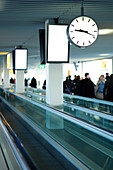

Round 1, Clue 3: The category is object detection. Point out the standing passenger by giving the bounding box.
[104,74,113,102]
[96,75,105,99]
[79,73,95,98]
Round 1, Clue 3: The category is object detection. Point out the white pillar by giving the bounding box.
[112,56,113,73]
[46,63,63,106]
[81,61,84,78]
[0,62,2,85]
[3,56,9,88]
[15,70,24,93]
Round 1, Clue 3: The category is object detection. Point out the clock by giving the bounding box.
[67,16,99,47]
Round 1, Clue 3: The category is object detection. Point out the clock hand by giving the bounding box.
[75,29,95,36]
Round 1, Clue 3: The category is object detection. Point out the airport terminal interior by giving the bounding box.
[0,0,113,170]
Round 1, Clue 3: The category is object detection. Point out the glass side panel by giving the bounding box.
[64,96,113,116]
[0,89,113,170]
[25,87,113,115]
[22,91,113,132]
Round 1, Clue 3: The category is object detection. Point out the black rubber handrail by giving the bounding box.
[0,112,37,170]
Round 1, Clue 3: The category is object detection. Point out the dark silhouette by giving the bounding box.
[10,77,14,84]
[63,76,73,94]
[103,74,113,101]
[25,78,28,86]
[42,80,46,89]
[105,73,109,81]
[30,77,37,88]
[79,73,95,98]
[73,75,80,95]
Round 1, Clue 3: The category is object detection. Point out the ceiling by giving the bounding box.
[0,0,113,68]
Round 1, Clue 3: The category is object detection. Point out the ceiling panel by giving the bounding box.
[0,0,113,67]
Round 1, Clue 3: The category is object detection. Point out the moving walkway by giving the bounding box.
[23,88,113,133]
[0,87,113,169]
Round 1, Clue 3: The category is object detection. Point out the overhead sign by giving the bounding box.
[7,53,10,69]
[38,65,45,69]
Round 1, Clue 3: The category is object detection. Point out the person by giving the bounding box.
[73,75,77,85]
[95,75,105,99]
[79,73,95,98]
[63,75,73,94]
[42,80,46,89]
[103,74,113,101]
[25,78,28,86]
[73,75,80,95]
[63,77,68,93]
[105,73,109,81]
[30,77,37,88]
[10,77,14,83]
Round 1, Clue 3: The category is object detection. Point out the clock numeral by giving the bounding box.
[70,31,73,32]
[94,31,97,32]
[88,19,90,22]
[83,42,85,46]
[76,19,78,22]
[93,36,95,39]
[92,24,95,26]
[72,37,75,39]
[77,41,79,44]
[82,17,84,21]
[89,41,91,44]
[71,24,74,27]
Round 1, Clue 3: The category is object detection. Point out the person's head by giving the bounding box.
[85,73,89,78]
[74,75,77,79]
[77,75,80,80]
[100,75,104,79]
[106,73,109,76]
[68,75,71,79]
[110,74,113,78]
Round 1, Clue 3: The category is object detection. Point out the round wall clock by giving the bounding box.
[67,16,99,47]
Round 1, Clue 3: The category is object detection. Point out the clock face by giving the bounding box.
[67,16,98,47]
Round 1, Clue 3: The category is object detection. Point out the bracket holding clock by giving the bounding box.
[67,0,99,48]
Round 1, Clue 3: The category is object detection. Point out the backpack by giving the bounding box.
[98,81,104,93]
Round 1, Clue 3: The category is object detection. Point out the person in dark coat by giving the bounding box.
[25,78,28,86]
[79,73,95,98]
[63,76,73,94]
[42,80,46,89]
[104,74,113,102]
[30,77,37,88]
[105,73,109,81]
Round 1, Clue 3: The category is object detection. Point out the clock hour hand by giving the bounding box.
[75,29,94,36]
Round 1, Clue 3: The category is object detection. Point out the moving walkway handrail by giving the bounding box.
[0,112,37,170]
[25,86,113,106]
[1,87,113,142]
[64,93,113,106]
[25,91,113,121]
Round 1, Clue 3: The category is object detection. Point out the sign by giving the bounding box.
[7,53,10,69]
[38,65,45,69]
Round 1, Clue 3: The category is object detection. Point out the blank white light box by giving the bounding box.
[47,24,69,63]
[14,48,28,70]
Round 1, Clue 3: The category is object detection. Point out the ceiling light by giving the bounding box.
[99,54,111,56]
[99,29,113,35]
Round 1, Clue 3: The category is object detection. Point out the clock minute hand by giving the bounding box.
[75,29,95,36]
[75,29,87,33]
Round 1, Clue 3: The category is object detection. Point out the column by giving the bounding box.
[0,62,2,85]
[3,56,9,88]
[112,56,113,73]
[46,63,63,106]
[81,61,84,78]
[45,19,64,129]
[46,64,64,129]
[15,70,24,93]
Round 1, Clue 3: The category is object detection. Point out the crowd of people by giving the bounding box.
[63,73,113,102]
[10,77,37,88]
